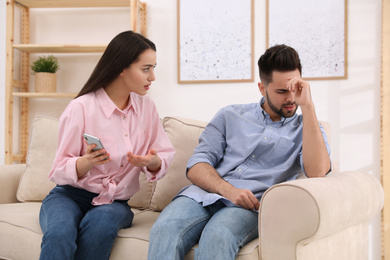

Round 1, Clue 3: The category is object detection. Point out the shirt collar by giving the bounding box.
[259,97,298,125]
[95,88,139,118]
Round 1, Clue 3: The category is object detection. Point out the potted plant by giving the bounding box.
[31,55,60,93]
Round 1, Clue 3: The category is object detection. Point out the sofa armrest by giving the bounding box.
[0,164,26,204]
[259,171,384,259]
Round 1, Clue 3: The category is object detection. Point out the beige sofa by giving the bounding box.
[0,116,384,260]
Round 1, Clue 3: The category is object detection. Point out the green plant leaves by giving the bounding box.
[31,55,60,73]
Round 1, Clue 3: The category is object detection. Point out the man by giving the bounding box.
[148,44,331,260]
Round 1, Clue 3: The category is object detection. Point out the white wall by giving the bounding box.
[0,0,383,258]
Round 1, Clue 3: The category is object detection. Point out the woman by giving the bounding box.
[39,30,175,260]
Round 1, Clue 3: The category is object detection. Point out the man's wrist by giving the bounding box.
[299,102,315,113]
[218,180,235,198]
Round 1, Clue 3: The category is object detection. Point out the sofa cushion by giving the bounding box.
[127,173,154,209]
[0,203,42,259]
[0,203,259,260]
[149,117,207,211]
[16,116,58,202]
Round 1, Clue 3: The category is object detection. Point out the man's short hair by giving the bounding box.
[258,44,302,86]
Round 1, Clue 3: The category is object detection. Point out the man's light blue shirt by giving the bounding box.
[177,97,331,208]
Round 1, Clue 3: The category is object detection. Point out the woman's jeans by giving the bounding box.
[148,196,259,260]
[39,185,134,260]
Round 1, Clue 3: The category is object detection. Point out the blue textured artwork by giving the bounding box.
[268,0,346,79]
[178,0,253,83]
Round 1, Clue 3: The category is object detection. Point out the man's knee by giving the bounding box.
[204,225,236,244]
[151,216,181,237]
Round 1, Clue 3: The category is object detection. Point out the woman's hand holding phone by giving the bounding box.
[76,134,111,178]
[84,143,111,165]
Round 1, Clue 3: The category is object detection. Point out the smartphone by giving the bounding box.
[83,133,105,151]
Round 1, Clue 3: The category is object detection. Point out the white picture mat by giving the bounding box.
[268,0,347,79]
[178,0,253,83]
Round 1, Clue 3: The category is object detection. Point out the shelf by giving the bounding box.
[12,153,25,162]
[6,0,147,164]
[16,0,133,8]
[13,44,107,53]
[12,92,77,98]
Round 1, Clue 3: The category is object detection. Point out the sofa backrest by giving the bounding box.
[15,116,208,212]
[15,115,331,212]
[17,116,58,202]
[128,117,207,210]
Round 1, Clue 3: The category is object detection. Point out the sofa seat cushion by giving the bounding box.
[0,203,259,260]
[0,203,42,260]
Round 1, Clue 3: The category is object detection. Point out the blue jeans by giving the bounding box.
[39,185,134,260]
[148,196,258,260]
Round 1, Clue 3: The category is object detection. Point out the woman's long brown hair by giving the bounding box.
[75,30,156,98]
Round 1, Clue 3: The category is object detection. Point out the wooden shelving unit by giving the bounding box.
[5,0,147,164]
[382,0,390,258]
[12,93,77,98]
[13,44,108,53]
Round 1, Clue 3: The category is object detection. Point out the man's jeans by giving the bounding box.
[148,196,258,260]
[39,185,133,260]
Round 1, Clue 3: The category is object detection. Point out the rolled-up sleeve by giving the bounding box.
[186,110,227,174]
[48,114,84,186]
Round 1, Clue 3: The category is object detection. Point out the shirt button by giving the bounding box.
[238,169,242,172]
[264,137,268,140]
[125,134,128,137]
[121,164,124,167]
[252,155,255,158]
[123,116,126,120]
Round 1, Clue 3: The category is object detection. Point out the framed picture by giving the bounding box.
[177,0,254,83]
[267,0,347,80]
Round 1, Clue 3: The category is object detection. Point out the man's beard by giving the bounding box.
[266,91,298,118]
